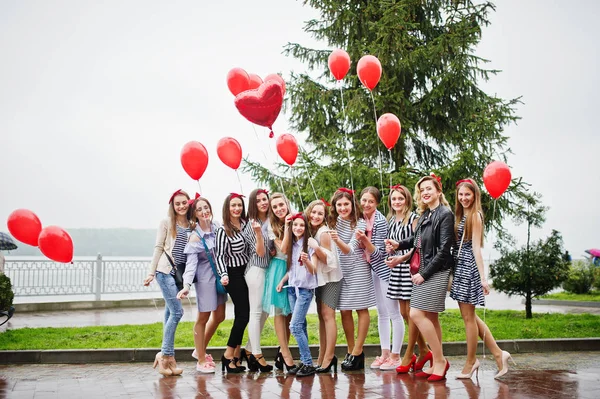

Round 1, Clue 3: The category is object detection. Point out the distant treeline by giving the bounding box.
[7,229,157,257]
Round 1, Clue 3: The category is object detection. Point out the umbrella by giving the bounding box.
[0,232,18,251]
[586,249,600,258]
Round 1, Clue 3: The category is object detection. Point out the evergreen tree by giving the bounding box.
[244,0,534,230]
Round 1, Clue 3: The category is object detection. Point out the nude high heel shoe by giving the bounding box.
[153,352,173,376]
[456,359,480,379]
[494,351,516,379]
[165,355,183,376]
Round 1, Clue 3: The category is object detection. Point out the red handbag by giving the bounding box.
[409,248,421,275]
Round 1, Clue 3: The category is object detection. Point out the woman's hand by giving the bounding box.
[307,237,319,250]
[143,274,154,286]
[481,279,490,295]
[221,276,229,286]
[385,256,401,269]
[384,239,398,254]
[300,252,309,265]
[251,219,262,235]
[411,273,424,285]
[355,230,368,243]
[328,230,339,241]
[285,214,292,226]
[276,281,284,292]
[177,286,189,300]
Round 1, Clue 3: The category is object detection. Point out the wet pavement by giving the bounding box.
[1,352,599,398]
[5,290,599,331]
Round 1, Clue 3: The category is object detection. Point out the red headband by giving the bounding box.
[290,212,305,221]
[188,192,201,205]
[430,173,442,187]
[231,193,245,200]
[256,189,269,196]
[456,179,475,187]
[168,189,183,204]
[389,184,404,191]
[320,198,331,207]
[337,188,355,196]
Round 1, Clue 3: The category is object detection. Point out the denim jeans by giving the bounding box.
[288,287,314,366]
[156,271,184,356]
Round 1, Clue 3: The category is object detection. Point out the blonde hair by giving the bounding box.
[168,190,191,238]
[414,175,449,215]
[455,180,484,246]
[269,192,292,240]
[304,200,329,236]
[387,185,413,225]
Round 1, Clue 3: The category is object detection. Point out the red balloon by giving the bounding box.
[328,49,351,80]
[377,113,401,150]
[216,137,243,170]
[248,73,263,90]
[181,141,209,180]
[234,81,284,136]
[7,209,42,247]
[38,226,73,263]
[276,133,298,166]
[264,73,286,95]
[357,55,382,91]
[483,161,512,199]
[226,68,251,96]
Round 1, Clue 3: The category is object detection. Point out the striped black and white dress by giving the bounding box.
[450,215,485,306]
[387,213,418,300]
[215,222,250,277]
[336,217,376,310]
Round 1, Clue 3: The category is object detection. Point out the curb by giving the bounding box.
[1,338,599,365]
[531,299,600,308]
[13,298,189,313]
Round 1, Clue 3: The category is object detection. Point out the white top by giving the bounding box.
[314,225,343,286]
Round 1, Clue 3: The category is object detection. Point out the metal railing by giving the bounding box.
[4,255,162,300]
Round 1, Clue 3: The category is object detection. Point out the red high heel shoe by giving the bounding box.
[414,351,433,371]
[428,360,450,382]
[396,354,416,374]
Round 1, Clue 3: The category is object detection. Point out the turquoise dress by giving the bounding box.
[262,222,291,315]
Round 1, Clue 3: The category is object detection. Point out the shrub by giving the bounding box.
[0,274,14,311]
[563,260,595,294]
[593,267,600,291]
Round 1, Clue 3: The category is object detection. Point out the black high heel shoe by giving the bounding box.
[232,356,246,371]
[316,356,338,373]
[341,353,351,368]
[252,355,274,372]
[341,352,364,371]
[284,359,299,375]
[274,347,283,370]
[221,355,244,374]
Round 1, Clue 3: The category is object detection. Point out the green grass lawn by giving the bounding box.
[541,290,600,302]
[1,309,599,351]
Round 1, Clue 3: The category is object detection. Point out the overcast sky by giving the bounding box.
[1,0,598,258]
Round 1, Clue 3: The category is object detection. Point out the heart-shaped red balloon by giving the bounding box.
[234,81,284,136]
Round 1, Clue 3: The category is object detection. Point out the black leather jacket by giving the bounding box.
[398,205,455,280]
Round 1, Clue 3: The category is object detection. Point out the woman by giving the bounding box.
[176,196,227,373]
[384,185,431,373]
[329,188,376,371]
[263,192,297,374]
[358,187,404,371]
[451,179,513,379]
[143,189,191,376]
[391,174,455,381]
[241,188,273,372]
[305,199,342,373]
[215,193,251,373]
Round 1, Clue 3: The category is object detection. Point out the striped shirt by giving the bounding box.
[365,210,390,282]
[173,224,191,269]
[243,219,270,270]
[215,222,250,277]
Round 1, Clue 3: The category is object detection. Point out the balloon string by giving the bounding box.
[339,82,355,197]
[235,170,244,195]
[482,199,497,361]
[252,125,286,197]
[369,90,385,215]
[300,147,318,201]
[197,180,202,195]
[388,149,393,192]
[291,167,305,210]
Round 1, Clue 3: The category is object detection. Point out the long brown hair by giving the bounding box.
[328,190,361,230]
[286,214,310,270]
[190,197,213,224]
[455,180,484,246]
[269,192,291,240]
[222,194,247,237]
[414,175,450,215]
[387,185,414,225]
[168,190,191,238]
[304,199,329,236]
[247,189,270,221]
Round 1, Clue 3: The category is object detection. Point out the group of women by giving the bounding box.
[143,174,513,382]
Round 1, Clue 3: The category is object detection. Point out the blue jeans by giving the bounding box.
[288,287,314,366]
[156,272,184,356]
